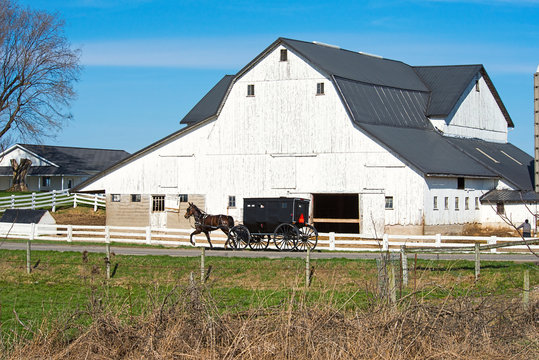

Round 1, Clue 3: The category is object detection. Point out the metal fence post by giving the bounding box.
[200,247,205,282]
[329,232,335,251]
[400,245,408,287]
[523,270,530,309]
[306,247,311,287]
[105,227,111,280]
[474,242,480,281]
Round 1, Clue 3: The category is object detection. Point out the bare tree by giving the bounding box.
[0,0,80,142]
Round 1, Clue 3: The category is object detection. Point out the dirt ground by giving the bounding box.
[51,206,106,226]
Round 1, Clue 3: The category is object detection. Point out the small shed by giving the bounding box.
[0,209,56,225]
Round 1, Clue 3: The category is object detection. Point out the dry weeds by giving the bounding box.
[51,207,106,226]
[5,284,538,360]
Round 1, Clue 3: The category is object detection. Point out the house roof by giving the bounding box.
[0,144,130,176]
[0,209,54,224]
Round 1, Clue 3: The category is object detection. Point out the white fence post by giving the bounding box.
[105,226,110,244]
[94,194,98,212]
[10,194,15,209]
[52,190,56,212]
[435,233,442,248]
[73,193,77,208]
[26,223,35,274]
[329,232,336,251]
[382,234,389,251]
[489,236,497,253]
[31,192,36,209]
[67,225,73,243]
[146,226,151,245]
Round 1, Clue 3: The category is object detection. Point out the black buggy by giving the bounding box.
[227,197,318,251]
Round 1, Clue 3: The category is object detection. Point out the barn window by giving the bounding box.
[316,82,325,95]
[444,197,449,210]
[152,195,165,212]
[475,197,480,210]
[433,196,438,210]
[178,194,188,203]
[131,194,141,202]
[496,202,504,215]
[465,197,469,210]
[280,49,288,61]
[228,195,236,208]
[475,79,480,92]
[247,84,255,96]
[457,177,465,189]
[42,176,51,187]
[455,197,459,211]
[111,194,121,202]
[385,196,393,210]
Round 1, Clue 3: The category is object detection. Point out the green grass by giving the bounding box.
[0,249,537,339]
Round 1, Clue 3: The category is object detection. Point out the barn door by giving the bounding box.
[360,193,385,238]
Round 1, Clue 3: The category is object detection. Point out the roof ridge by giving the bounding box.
[19,143,128,152]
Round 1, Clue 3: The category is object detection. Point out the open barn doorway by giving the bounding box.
[312,193,360,233]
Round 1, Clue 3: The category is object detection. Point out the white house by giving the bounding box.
[0,144,130,191]
[74,38,537,236]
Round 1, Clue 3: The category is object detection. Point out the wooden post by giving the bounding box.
[329,232,336,250]
[52,190,56,212]
[200,247,205,282]
[400,245,408,287]
[388,262,396,304]
[523,270,530,309]
[306,247,311,288]
[27,223,35,274]
[413,253,417,292]
[105,226,111,279]
[474,242,480,281]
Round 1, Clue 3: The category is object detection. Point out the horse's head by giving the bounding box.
[184,202,196,219]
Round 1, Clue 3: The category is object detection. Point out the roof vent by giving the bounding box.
[358,51,383,59]
[312,41,340,49]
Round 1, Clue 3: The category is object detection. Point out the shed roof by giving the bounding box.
[0,209,54,224]
[480,189,539,203]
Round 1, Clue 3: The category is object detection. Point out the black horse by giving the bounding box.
[184,202,234,248]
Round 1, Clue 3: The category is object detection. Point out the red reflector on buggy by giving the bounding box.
[299,213,305,224]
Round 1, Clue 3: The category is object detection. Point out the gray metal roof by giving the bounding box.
[335,77,432,129]
[0,209,51,224]
[180,75,234,125]
[358,124,498,178]
[445,137,534,190]
[0,144,130,176]
[481,189,539,203]
[413,65,482,117]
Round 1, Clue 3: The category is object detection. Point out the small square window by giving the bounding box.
[455,197,459,211]
[496,202,504,215]
[280,49,287,61]
[228,195,236,208]
[433,196,438,210]
[111,194,121,202]
[385,196,393,210]
[475,197,480,210]
[465,197,469,210]
[178,194,188,203]
[152,195,165,212]
[475,79,480,92]
[444,197,449,210]
[316,82,325,95]
[457,177,465,189]
[247,84,255,96]
[131,194,141,202]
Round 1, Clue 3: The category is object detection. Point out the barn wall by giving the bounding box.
[430,76,508,142]
[106,194,150,227]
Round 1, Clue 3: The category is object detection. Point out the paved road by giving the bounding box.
[1,242,538,262]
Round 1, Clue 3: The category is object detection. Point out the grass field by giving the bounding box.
[1,248,537,358]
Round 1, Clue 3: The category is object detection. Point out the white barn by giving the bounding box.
[75,38,537,236]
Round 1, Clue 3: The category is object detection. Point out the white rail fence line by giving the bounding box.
[0,191,105,212]
[0,223,538,253]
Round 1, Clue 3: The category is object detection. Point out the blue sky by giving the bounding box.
[17,0,539,155]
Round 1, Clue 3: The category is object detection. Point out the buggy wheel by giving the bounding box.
[297,224,318,251]
[227,225,250,250]
[273,223,299,251]
[249,234,270,250]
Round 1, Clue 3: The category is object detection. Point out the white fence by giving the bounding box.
[0,191,105,212]
[0,223,537,254]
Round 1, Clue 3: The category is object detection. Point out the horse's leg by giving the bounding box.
[204,231,213,249]
[190,228,202,246]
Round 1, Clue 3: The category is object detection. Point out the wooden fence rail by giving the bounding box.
[1,223,538,254]
[0,191,105,212]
